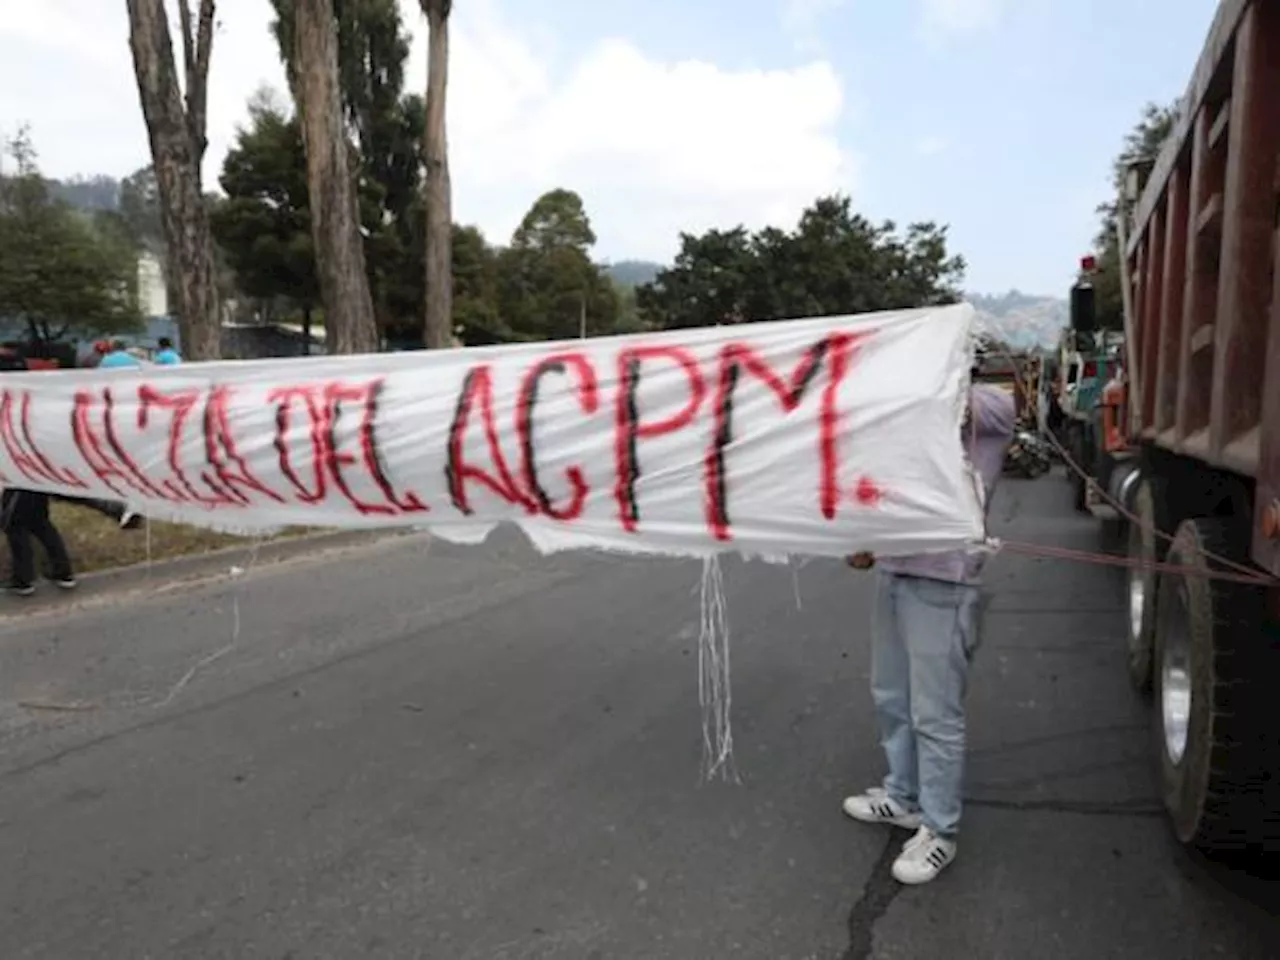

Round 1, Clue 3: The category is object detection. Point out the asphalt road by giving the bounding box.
[0,474,1276,959]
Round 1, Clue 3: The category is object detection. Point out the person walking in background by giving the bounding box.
[153,337,182,365]
[81,340,110,369]
[842,378,1016,885]
[99,340,141,369]
[2,488,76,597]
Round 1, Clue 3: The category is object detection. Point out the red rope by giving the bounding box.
[997,539,1276,586]
[979,340,1277,587]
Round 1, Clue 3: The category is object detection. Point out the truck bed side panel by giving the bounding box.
[1209,2,1280,475]
[1124,0,1280,575]
[1254,168,1280,577]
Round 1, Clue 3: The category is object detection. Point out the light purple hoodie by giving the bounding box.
[878,383,1017,585]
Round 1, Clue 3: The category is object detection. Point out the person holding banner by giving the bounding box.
[842,379,1016,885]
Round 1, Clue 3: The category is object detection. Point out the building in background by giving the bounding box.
[137,250,169,320]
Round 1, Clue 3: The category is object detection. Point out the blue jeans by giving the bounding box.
[872,571,983,838]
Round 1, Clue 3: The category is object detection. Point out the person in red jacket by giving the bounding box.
[78,340,111,368]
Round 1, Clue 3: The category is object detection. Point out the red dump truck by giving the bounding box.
[1090,0,1280,858]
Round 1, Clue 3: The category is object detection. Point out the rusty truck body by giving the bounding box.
[1097,0,1280,857]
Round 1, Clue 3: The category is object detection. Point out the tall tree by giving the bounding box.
[125,0,222,359]
[511,188,597,251]
[363,92,426,337]
[498,189,619,341]
[289,0,380,353]
[1089,102,1178,330]
[210,93,321,351]
[271,0,417,337]
[0,131,142,345]
[270,0,410,150]
[419,0,454,349]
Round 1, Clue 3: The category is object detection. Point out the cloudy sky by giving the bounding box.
[1,0,1215,295]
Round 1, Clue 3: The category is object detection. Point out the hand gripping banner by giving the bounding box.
[0,304,984,561]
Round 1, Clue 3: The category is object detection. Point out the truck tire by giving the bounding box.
[1072,470,1088,512]
[1126,478,1167,694]
[1066,426,1088,512]
[1153,517,1279,858]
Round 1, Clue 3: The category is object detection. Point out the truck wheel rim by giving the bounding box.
[1128,574,1145,643]
[1161,584,1193,766]
[1127,524,1145,642]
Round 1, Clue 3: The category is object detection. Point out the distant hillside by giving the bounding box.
[604,260,663,287]
[968,290,1066,350]
[0,173,122,211]
[49,175,121,211]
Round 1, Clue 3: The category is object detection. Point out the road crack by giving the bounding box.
[839,828,910,960]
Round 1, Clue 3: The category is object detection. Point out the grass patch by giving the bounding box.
[42,502,308,575]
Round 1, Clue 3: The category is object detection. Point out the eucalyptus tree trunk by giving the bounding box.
[126,0,222,359]
[293,0,380,354]
[421,0,453,349]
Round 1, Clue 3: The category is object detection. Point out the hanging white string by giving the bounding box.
[697,555,737,782]
[150,534,266,708]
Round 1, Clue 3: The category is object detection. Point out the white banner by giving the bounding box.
[0,304,983,560]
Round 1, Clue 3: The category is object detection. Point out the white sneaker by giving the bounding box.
[891,827,957,885]
[842,787,923,829]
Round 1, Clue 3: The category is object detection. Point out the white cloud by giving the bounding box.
[919,0,1007,39]
[0,0,856,263]
[401,0,856,260]
[0,0,285,187]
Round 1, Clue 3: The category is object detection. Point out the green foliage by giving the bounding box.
[0,129,142,344]
[209,93,319,313]
[496,189,619,342]
[511,189,597,252]
[267,0,428,340]
[1089,102,1178,330]
[637,195,964,329]
[611,279,652,335]
[366,92,427,338]
[450,224,507,345]
[269,0,409,146]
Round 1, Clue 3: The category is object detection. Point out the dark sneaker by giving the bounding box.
[7,582,35,597]
[54,577,78,590]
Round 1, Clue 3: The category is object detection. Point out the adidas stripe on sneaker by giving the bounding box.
[842,787,924,830]
[891,826,957,885]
